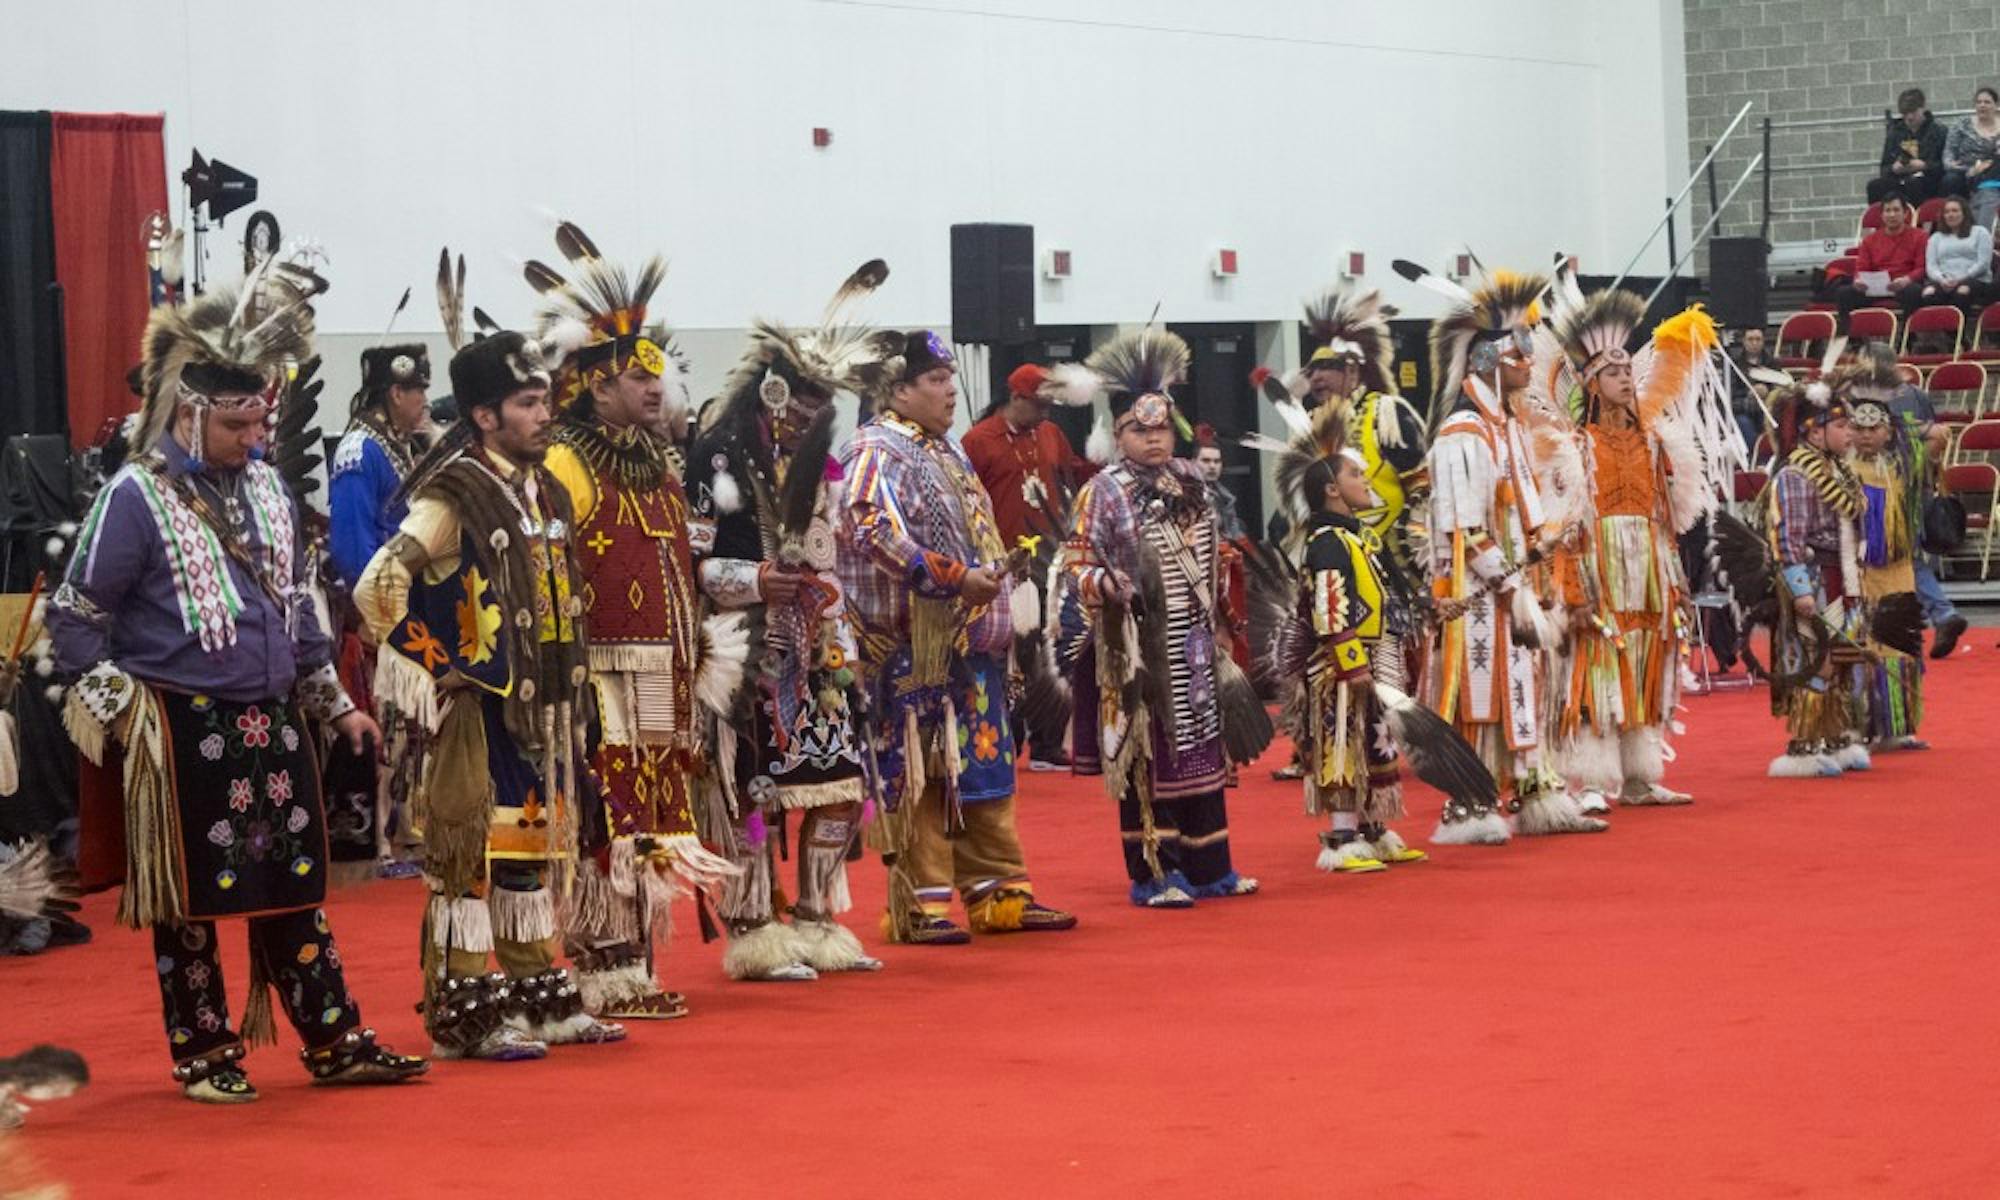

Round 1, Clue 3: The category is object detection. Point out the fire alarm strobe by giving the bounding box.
[1212,248,1239,278]
[1043,249,1072,280]
[1342,250,1365,279]
[812,127,832,148]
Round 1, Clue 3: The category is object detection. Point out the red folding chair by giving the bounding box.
[1856,201,1886,244]
[1847,306,1898,347]
[1896,362,1924,386]
[1915,196,1946,230]
[1928,361,1988,423]
[1731,469,1768,504]
[1941,460,2000,579]
[1821,255,1859,287]
[1752,433,1775,467]
[1776,311,1835,370]
[1900,304,1965,366]
[1963,304,2000,362]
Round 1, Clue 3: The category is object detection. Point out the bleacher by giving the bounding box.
[1742,192,2000,591]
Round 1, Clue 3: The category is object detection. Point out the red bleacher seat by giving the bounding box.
[1900,304,1965,366]
[1776,311,1835,369]
[1929,361,1988,421]
[1963,305,2000,363]
[1847,306,1898,346]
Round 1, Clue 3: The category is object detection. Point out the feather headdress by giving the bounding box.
[1394,260,1548,430]
[134,250,325,455]
[1302,284,1397,395]
[1053,327,1195,462]
[1553,287,1646,390]
[1240,366,1354,522]
[706,258,896,430]
[524,219,689,415]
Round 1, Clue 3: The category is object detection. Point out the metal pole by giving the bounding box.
[1706,144,1720,224]
[1610,101,1755,287]
[1760,117,1773,242]
[1665,196,1678,273]
[1646,153,1766,310]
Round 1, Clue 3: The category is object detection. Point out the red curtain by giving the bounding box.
[50,112,166,449]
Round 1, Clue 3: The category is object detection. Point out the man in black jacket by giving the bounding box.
[1868,88,1945,204]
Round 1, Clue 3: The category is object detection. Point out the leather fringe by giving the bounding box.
[418,696,496,897]
[242,948,278,1048]
[488,884,556,944]
[114,688,183,930]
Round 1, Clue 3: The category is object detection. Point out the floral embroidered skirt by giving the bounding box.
[163,691,327,920]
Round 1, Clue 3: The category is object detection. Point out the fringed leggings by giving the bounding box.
[152,907,360,1067]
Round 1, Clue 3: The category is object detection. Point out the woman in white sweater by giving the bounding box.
[1922,194,1994,310]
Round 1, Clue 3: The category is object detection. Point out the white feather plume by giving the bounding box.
[694,613,751,716]
[1049,362,1102,407]
[711,468,743,515]
[1085,415,1114,465]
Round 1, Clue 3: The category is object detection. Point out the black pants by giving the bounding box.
[1867,172,1941,204]
[1119,788,1235,888]
[1915,278,1996,311]
[1836,280,1924,323]
[152,907,361,1067]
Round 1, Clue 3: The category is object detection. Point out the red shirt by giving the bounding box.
[1855,225,1929,280]
[960,410,1096,546]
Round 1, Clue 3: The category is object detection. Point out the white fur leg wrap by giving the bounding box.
[1515,788,1605,836]
[1618,726,1665,787]
[795,920,869,972]
[576,959,657,1013]
[1430,811,1512,845]
[1564,728,1625,796]
[1834,743,1872,771]
[1314,838,1381,872]
[1768,753,1831,778]
[722,920,809,981]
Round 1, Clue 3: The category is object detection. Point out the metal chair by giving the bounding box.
[1776,311,1835,370]
[1900,305,1965,367]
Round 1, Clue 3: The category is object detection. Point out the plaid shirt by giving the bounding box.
[836,412,1011,661]
[1772,461,1847,571]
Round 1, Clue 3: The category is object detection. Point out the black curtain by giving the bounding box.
[0,112,66,444]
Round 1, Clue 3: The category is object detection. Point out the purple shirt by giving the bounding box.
[48,435,330,701]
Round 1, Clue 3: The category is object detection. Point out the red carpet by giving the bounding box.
[7,648,2000,1198]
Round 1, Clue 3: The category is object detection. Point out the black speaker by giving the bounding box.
[1707,237,1770,330]
[951,223,1035,345]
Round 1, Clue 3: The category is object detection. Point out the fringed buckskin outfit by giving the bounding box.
[356,329,610,1059]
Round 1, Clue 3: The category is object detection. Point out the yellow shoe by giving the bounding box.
[1316,835,1389,873]
[1369,829,1428,864]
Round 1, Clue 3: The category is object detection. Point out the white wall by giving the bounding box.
[6,0,1687,417]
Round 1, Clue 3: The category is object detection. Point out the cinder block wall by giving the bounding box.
[1683,0,1999,249]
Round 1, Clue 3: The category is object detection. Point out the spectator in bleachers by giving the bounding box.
[1725,326,1774,451]
[1920,195,1994,310]
[1835,194,1929,325]
[1942,86,2000,222]
[1869,88,1946,204]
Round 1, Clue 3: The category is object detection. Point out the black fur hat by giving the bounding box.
[447,332,549,414]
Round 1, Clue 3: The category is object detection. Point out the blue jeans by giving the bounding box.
[1914,555,1957,625]
[1734,412,1763,465]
